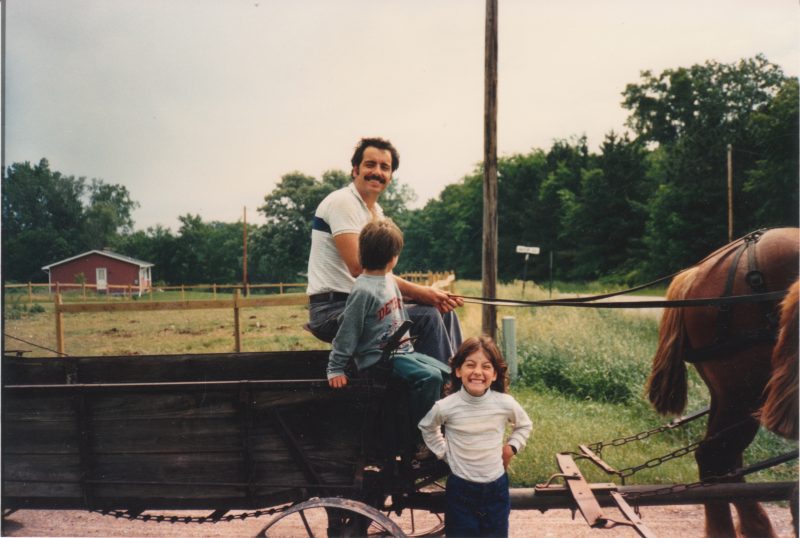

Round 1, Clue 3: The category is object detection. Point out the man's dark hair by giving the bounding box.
[359,218,404,270]
[350,137,400,176]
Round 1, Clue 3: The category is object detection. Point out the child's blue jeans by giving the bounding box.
[445,472,510,537]
[390,352,449,428]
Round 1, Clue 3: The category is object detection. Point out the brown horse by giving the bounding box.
[646,227,799,538]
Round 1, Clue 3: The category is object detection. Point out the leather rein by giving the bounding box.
[458,229,790,363]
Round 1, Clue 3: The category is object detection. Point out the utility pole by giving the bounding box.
[482,0,499,339]
[243,206,248,296]
[727,144,733,243]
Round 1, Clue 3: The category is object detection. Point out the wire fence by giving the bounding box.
[4,271,455,305]
[4,272,456,356]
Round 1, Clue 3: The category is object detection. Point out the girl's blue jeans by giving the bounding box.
[445,472,510,537]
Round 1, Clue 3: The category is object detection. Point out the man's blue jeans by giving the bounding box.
[445,473,510,537]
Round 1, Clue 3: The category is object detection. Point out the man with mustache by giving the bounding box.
[306,137,463,363]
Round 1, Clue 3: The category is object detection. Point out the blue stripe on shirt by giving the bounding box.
[312,216,332,234]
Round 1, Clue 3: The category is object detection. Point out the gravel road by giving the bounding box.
[3,502,795,537]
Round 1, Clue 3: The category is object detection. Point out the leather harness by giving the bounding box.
[685,229,780,363]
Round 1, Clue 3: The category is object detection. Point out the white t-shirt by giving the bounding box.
[307,183,383,295]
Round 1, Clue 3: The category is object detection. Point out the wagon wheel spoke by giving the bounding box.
[298,509,316,538]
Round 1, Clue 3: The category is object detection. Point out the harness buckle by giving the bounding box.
[745,270,765,292]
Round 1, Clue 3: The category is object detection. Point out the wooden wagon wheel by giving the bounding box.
[255,497,407,538]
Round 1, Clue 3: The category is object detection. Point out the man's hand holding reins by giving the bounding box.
[395,277,464,313]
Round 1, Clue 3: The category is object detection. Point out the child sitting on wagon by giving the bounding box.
[326,218,450,452]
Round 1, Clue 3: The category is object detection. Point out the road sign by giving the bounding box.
[516,245,540,255]
[516,245,540,297]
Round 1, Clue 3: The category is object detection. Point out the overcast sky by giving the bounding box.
[4,0,798,231]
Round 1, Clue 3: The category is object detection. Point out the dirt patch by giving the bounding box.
[3,502,794,537]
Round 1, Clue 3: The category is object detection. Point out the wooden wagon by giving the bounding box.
[2,349,450,536]
[4,349,796,537]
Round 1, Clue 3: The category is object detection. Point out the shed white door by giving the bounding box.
[96,267,108,291]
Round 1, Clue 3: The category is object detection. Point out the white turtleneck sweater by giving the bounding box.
[418,387,532,483]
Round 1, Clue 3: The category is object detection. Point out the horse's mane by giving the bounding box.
[760,279,799,439]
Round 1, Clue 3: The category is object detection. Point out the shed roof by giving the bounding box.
[42,250,155,271]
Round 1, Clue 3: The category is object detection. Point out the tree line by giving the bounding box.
[3,55,797,286]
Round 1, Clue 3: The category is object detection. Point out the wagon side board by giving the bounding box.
[2,350,376,510]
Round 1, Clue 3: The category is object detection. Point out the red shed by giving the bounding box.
[42,250,153,295]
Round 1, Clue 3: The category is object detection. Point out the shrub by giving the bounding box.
[517,343,646,404]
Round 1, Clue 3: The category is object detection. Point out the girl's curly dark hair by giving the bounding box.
[447,336,509,395]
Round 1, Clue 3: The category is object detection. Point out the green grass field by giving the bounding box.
[3,280,796,487]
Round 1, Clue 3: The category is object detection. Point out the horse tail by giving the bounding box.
[646,268,697,415]
[760,279,799,439]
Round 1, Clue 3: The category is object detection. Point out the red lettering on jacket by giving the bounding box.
[376,297,402,321]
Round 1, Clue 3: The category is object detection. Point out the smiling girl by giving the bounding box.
[418,336,532,537]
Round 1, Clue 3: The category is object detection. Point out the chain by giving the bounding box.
[587,408,708,455]
[614,440,704,480]
[582,409,767,482]
[588,422,690,454]
[622,475,723,501]
[621,450,798,501]
[91,503,292,524]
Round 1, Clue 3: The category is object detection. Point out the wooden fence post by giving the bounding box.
[213,283,217,300]
[181,285,185,301]
[233,289,242,353]
[55,293,65,356]
[28,282,33,306]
